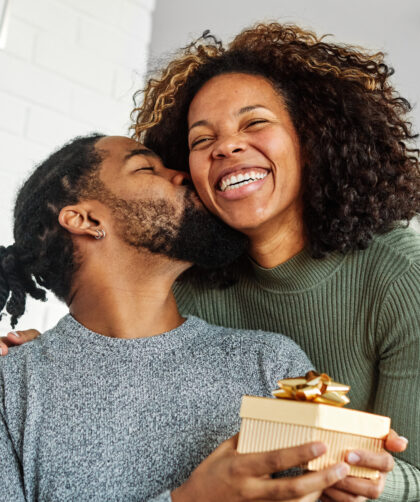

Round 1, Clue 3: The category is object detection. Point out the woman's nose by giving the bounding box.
[212,135,247,159]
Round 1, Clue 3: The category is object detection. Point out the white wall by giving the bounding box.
[0,0,155,335]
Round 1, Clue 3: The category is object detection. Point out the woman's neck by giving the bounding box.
[247,217,306,268]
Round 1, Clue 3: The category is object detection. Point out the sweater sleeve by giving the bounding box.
[260,332,314,392]
[374,261,420,502]
[147,490,172,502]
[0,407,26,501]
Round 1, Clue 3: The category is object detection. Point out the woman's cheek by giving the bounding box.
[189,156,212,200]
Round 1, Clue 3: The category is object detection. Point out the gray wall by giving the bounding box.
[150,0,420,131]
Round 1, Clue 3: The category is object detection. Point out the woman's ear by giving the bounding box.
[58,205,104,239]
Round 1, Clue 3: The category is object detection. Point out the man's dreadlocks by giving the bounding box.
[0,133,105,327]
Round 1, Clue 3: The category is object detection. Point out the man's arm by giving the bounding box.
[0,408,26,501]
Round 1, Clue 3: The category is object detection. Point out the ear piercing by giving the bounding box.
[94,229,106,240]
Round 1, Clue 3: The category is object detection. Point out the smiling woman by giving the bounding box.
[131,22,420,501]
[187,72,304,264]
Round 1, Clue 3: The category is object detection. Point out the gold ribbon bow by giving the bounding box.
[272,371,350,407]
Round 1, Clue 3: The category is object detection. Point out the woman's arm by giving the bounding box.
[359,261,420,501]
[0,329,40,355]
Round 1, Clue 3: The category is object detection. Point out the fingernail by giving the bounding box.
[347,452,361,464]
[0,347,2,356]
[400,436,408,444]
[335,463,350,477]
[311,442,326,456]
[9,330,20,338]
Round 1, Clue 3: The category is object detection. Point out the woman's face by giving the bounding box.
[187,73,303,237]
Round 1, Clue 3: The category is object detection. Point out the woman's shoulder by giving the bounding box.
[348,226,420,283]
[371,226,420,263]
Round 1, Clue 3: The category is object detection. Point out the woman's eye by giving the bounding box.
[246,119,268,128]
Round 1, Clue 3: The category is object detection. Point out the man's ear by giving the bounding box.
[58,205,103,239]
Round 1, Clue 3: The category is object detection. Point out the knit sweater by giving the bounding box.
[174,227,420,502]
[0,315,312,501]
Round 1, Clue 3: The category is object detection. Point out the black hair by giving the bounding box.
[0,133,105,327]
[134,23,420,258]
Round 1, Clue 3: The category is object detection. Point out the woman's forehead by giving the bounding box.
[188,73,286,122]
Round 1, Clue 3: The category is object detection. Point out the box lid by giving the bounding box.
[240,396,390,438]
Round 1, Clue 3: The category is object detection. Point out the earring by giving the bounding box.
[94,229,106,240]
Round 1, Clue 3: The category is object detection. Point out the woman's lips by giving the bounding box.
[216,171,270,200]
[216,166,269,188]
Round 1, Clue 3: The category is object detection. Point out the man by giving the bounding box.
[0,134,352,501]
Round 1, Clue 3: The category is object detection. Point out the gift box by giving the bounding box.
[237,373,390,479]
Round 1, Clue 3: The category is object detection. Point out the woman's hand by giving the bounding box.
[172,435,350,502]
[321,430,408,501]
[0,329,41,355]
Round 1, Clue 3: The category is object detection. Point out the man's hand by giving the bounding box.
[321,429,408,501]
[172,435,350,501]
[0,329,40,355]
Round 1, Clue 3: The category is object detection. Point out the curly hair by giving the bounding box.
[132,23,420,257]
[0,134,105,327]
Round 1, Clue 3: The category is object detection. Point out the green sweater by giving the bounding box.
[174,227,420,502]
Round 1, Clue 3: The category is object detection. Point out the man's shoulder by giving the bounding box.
[191,317,310,364]
[0,315,70,378]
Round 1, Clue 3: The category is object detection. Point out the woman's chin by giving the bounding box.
[217,215,269,236]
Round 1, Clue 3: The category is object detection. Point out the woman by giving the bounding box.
[131,23,420,501]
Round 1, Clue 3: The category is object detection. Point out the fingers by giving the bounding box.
[332,473,386,500]
[238,442,327,477]
[0,338,9,356]
[384,429,408,453]
[211,433,239,458]
[288,492,323,502]
[322,486,367,501]
[0,329,41,356]
[6,329,40,345]
[346,449,394,473]
[247,463,350,500]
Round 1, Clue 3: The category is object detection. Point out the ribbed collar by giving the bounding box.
[249,248,347,293]
[52,314,207,355]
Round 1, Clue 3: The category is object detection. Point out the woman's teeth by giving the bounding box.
[219,171,268,192]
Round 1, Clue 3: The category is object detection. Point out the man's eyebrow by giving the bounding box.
[188,120,209,132]
[124,148,160,161]
[188,105,269,132]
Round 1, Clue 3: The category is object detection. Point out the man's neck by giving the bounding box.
[69,251,188,339]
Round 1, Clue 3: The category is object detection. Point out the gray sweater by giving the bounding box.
[0,314,312,501]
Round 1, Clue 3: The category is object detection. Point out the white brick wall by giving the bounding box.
[0,0,155,335]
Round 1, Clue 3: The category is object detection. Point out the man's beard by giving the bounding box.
[104,188,248,268]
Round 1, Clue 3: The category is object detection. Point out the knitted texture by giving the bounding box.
[174,227,420,501]
[0,315,312,501]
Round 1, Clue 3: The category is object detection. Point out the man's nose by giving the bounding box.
[212,135,247,159]
[169,170,192,186]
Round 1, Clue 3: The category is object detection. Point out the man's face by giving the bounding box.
[92,136,247,268]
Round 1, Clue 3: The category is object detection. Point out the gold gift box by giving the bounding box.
[237,396,390,479]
